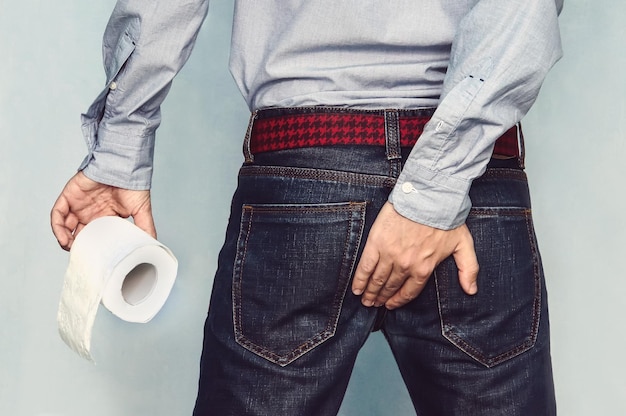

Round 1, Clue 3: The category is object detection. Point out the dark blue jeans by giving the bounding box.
[193,134,556,415]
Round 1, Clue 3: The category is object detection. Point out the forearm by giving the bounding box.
[390,0,563,229]
[79,0,210,190]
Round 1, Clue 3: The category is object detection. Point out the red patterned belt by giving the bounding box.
[248,107,520,158]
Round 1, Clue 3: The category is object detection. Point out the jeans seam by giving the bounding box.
[239,165,397,188]
[526,211,542,350]
[476,168,526,182]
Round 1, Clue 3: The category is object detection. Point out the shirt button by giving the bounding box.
[109,81,118,90]
[401,182,415,194]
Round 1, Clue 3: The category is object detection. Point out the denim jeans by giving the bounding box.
[193,116,556,415]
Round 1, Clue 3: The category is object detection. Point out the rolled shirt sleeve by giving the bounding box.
[79,0,210,190]
[389,0,563,230]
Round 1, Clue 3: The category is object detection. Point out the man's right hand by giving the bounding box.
[50,172,156,251]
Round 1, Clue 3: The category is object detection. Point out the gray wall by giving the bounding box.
[1,1,623,415]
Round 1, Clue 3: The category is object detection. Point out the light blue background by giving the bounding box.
[1,1,624,415]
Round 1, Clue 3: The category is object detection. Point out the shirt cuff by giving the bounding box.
[388,163,472,230]
[78,126,155,190]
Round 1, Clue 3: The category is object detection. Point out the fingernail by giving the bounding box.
[353,288,363,295]
[363,299,374,307]
[469,282,478,295]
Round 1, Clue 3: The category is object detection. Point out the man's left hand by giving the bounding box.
[351,202,479,310]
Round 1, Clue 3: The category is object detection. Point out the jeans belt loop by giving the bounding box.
[243,110,258,164]
[384,109,402,161]
[516,122,526,169]
[384,109,402,177]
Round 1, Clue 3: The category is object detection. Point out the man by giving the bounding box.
[51,1,563,415]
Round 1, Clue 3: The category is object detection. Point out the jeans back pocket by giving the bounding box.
[233,202,366,366]
[435,207,543,368]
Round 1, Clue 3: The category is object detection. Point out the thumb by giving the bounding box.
[132,202,157,239]
[452,229,479,295]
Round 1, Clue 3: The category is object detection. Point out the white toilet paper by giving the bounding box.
[57,216,178,361]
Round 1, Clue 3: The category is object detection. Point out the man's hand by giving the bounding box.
[51,172,156,251]
[352,202,479,310]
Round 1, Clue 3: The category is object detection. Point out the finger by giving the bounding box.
[50,196,73,250]
[359,260,393,307]
[64,212,79,234]
[53,227,74,251]
[373,267,407,306]
[132,202,157,239]
[384,273,429,310]
[453,230,479,295]
[352,243,380,295]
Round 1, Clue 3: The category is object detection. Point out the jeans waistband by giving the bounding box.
[243,106,523,167]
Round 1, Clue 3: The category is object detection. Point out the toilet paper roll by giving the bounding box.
[57,216,178,361]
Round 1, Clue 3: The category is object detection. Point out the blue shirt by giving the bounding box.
[80,0,563,230]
